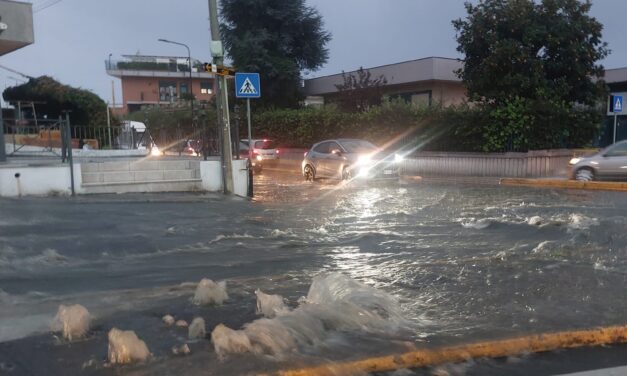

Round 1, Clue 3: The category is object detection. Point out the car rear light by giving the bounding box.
[276,149,280,154]
[304,151,308,157]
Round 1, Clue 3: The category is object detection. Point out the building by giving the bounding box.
[0,0,34,162]
[303,57,465,107]
[305,57,627,146]
[106,55,217,114]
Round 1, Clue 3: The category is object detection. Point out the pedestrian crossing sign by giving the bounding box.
[613,95,623,113]
[235,73,261,98]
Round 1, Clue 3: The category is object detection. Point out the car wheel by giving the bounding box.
[341,166,351,180]
[575,168,595,182]
[304,165,315,182]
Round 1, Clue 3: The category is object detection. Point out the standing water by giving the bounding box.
[1,179,627,374]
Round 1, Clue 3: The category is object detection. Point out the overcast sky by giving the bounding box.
[2,0,626,105]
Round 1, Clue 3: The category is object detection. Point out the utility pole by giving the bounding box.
[208,0,234,194]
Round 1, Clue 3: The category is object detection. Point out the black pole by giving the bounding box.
[65,113,75,196]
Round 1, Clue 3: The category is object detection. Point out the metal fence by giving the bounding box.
[400,149,586,178]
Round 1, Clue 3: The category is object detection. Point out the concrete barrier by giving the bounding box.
[0,163,82,197]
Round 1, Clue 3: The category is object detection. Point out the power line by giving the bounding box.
[34,0,63,13]
[0,64,34,80]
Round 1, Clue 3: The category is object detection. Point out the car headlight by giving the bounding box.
[256,155,263,161]
[150,146,161,156]
[394,153,404,163]
[356,155,372,165]
[569,157,581,165]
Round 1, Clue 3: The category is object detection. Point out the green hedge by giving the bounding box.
[249,102,485,152]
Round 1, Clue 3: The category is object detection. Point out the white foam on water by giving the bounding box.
[532,241,557,254]
[209,233,254,244]
[50,304,90,341]
[192,279,228,305]
[188,317,206,339]
[255,289,287,318]
[107,328,150,364]
[211,273,408,360]
[568,214,599,230]
[527,216,543,226]
[269,229,294,238]
[460,218,492,229]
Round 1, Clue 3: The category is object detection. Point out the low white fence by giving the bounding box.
[401,149,588,178]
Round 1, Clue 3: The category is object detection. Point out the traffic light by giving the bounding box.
[202,63,236,76]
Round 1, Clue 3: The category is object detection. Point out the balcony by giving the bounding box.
[105,58,214,79]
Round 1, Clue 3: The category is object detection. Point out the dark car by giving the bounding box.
[301,139,403,181]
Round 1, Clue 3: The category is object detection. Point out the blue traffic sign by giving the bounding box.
[613,95,623,113]
[235,73,261,98]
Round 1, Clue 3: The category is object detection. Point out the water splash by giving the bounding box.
[255,289,287,318]
[192,279,228,305]
[107,328,150,364]
[211,273,408,360]
[50,304,90,341]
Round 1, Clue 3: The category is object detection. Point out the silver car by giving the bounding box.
[301,139,402,181]
[569,140,627,181]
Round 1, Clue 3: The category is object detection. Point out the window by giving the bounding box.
[605,142,627,157]
[340,140,376,153]
[159,82,177,102]
[314,142,331,154]
[254,140,275,149]
[201,82,212,94]
[180,83,189,95]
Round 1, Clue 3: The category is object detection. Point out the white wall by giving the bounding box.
[200,159,250,197]
[0,164,82,197]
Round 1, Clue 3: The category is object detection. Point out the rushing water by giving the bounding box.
[1,176,627,374]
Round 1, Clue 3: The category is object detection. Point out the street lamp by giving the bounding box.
[158,38,195,128]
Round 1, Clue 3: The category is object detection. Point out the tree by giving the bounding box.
[3,76,108,126]
[334,67,388,112]
[220,0,331,108]
[453,0,609,151]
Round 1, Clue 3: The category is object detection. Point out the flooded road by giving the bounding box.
[1,170,627,375]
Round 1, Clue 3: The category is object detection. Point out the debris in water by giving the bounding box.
[107,328,150,364]
[192,278,228,305]
[255,289,287,318]
[172,343,191,356]
[50,304,90,341]
[162,314,175,326]
[188,317,206,339]
[211,324,252,360]
[175,320,189,328]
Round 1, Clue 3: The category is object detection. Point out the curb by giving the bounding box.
[500,178,627,192]
[268,325,627,376]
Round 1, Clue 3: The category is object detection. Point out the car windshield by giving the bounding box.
[340,140,377,153]
[254,140,275,149]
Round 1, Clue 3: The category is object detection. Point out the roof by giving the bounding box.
[303,57,463,96]
[603,67,627,84]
